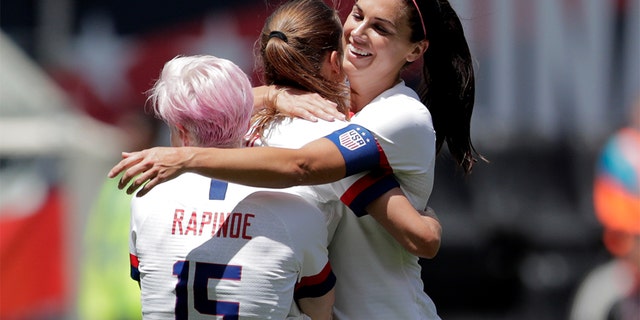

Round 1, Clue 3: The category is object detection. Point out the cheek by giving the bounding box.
[379,43,412,65]
[343,17,356,37]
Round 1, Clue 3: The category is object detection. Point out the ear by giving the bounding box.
[329,50,343,79]
[173,124,192,147]
[406,39,429,63]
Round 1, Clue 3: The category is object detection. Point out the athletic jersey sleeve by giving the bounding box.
[129,196,143,282]
[329,83,436,215]
[334,170,400,217]
[129,187,167,283]
[348,93,435,183]
[268,193,336,299]
[231,191,335,300]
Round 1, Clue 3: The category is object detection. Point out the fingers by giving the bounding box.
[279,89,345,122]
[303,96,344,121]
[107,152,134,178]
[293,109,319,122]
[117,158,148,189]
[291,103,344,122]
[125,168,157,195]
[109,153,146,188]
[136,178,160,197]
[106,150,155,194]
[305,93,344,120]
[314,103,346,121]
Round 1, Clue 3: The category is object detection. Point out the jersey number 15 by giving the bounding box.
[173,260,242,319]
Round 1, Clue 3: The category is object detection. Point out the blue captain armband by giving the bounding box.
[324,124,380,177]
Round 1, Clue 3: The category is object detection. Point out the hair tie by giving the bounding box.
[269,31,288,43]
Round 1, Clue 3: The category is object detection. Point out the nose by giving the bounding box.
[350,21,367,43]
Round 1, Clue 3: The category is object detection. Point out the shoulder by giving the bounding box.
[374,81,425,110]
[131,173,215,207]
[264,118,349,148]
[353,82,433,132]
[237,191,321,216]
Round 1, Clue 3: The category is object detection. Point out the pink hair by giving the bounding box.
[148,55,253,148]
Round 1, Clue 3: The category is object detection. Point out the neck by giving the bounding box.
[349,74,400,113]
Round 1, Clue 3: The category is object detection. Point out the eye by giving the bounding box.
[351,12,363,21]
[350,5,363,21]
[374,24,389,35]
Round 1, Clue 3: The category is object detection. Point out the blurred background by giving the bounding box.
[0,0,638,319]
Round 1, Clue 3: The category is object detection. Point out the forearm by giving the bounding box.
[110,136,348,196]
[187,146,307,188]
[366,188,441,258]
[297,289,335,320]
[252,85,343,121]
[187,143,346,188]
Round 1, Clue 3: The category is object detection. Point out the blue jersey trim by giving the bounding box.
[294,270,336,300]
[130,265,140,282]
[324,124,380,176]
[209,180,229,200]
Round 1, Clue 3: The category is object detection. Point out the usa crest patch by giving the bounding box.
[339,129,367,151]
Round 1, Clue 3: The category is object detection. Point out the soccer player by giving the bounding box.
[129,55,335,319]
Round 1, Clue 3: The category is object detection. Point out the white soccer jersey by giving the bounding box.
[245,117,348,149]
[129,173,334,319]
[245,117,350,240]
[249,81,438,319]
[325,81,439,319]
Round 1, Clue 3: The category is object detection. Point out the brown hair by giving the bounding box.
[250,0,349,137]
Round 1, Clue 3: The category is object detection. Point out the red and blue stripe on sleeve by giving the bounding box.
[130,253,140,282]
[294,262,336,299]
[340,170,400,217]
[325,123,399,217]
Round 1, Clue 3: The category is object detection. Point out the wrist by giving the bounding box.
[267,85,284,109]
[181,146,197,172]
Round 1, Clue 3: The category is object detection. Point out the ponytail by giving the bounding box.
[250,0,349,138]
[409,0,484,174]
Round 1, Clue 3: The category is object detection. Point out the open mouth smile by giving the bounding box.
[348,43,372,57]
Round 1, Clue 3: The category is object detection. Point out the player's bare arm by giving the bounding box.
[108,138,348,197]
[253,85,345,122]
[297,288,335,320]
[365,187,442,258]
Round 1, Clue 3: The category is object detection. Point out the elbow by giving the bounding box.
[287,158,335,186]
[415,215,442,258]
[409,222,442,258]
[285,163,314,187]
[419,237,441,259]
[269,160,315,188]
[409,236,441,259]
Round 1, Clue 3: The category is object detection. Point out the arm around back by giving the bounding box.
[109,138,348,197]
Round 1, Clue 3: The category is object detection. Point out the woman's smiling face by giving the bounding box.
[342,0,422,84]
